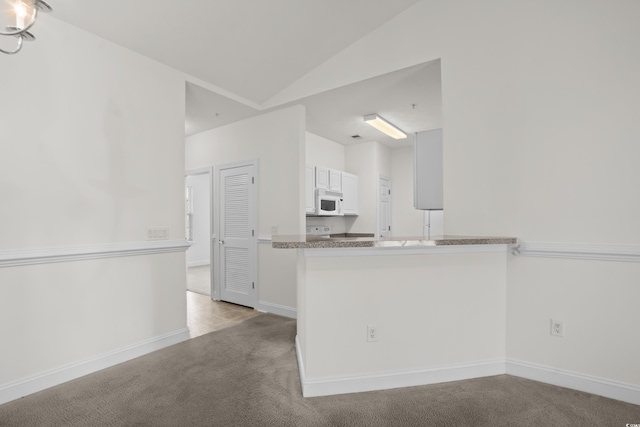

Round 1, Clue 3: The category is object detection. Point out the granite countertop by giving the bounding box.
[272,235,517,249]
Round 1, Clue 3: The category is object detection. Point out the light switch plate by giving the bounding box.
[147,227,169,240]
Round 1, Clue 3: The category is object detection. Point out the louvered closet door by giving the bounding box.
[219,164,256,308]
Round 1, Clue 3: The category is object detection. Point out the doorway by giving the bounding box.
[185,167,213,297]
[215,160,258,308]
[378,176,391,238]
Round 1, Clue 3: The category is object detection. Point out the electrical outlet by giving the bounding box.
[367,325,377,342]
[550,319,564,337]
[271,225,278,235]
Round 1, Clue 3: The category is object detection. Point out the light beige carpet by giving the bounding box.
[1,314,639,426]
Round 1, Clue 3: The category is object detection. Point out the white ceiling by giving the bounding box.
[185,59,442,147]
[300,60,442,147]
[51,0,441,147]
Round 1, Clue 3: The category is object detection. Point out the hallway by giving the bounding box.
[187,291,260,338]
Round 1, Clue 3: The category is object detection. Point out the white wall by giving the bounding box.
[345,143,376,233]
[0,15,187,400]
[390,146,424,236]
[269,0,640,394]
[185,173,211,267]
[345,141,391,235]
[258,244,297,310]
[305,132,345,170]
[1,21,185,249]
[185,105,305,312]
[507,257,640,386]
[186,105,305,235]
[299,250,507,379]
[377,144,391,178]
[0,253,186,384]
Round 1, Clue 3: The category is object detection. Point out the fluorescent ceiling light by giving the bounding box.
[364,114,407,140]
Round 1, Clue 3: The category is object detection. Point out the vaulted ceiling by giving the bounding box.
[52,0,441,146]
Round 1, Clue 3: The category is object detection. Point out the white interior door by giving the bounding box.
[378,176,391,238]
[185,167,214,298]
[217,162,257,308]
[185,172,211,267]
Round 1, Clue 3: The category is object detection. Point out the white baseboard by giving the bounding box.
[295,336,504,397]
[0,328,190,406]
[506,359,640,406]
[293,345,640,404]
[256,301,296,319]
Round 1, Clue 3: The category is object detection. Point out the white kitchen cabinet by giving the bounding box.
[315,166,342,192]
[414,129,443,210]
[305,165,316,215]
[329,169,342,192]
[308,165,358,216]
[341,172,358,215]
[315,166,329,190]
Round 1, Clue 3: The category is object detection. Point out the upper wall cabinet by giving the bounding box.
[315,166,330,190]
[341,172,358,216]
[329,169,342,192]
[414,129,443,210]
[307,166,359,216]
[315,166,342,192]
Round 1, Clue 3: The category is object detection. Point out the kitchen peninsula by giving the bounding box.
[273,234,517,397]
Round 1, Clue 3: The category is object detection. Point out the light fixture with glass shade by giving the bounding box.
[364,114,407,140]
[1,0,52,55]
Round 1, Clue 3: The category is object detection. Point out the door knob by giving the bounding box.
[218,240,224,245]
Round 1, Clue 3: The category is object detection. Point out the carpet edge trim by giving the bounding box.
[506,359,640,406]
[0,328,190,405]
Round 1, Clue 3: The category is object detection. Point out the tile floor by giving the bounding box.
[187,291,260,338]
[186,264,261,338]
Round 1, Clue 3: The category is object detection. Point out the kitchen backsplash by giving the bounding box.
[306,216,347,235]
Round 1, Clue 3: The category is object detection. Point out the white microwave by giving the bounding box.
[316,189,344,216]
